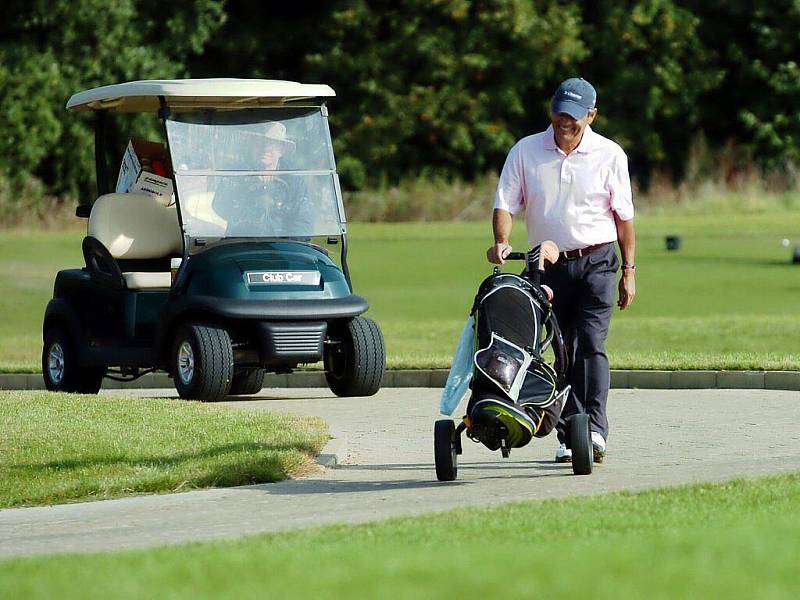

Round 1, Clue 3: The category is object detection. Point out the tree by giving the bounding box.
[0,0,225,198]
[577,0,721,183]
[298,0,588,188]
[683,0,800,174]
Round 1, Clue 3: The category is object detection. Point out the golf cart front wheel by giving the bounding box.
[172,323,233,402]
[324,317,385,397]
[434,419,458,481]
[42,326,104,394]
[568,414,594,475]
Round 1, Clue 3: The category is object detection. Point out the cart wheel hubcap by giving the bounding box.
[48,343,65,385]
[178,341,195,385]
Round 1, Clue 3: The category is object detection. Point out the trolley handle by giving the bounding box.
[505,251,542,269]
[505,251,542,279]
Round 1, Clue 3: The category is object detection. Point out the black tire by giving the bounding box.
[434,419,458,481]
[172,323,233,402]
[228,368,265,396]
[569,414,594,475]
[42,326,104,394]
[324,317,385,397]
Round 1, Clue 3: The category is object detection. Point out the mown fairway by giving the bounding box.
[1,210,799,371]
[2,473,798,598]
[0,391,328,508]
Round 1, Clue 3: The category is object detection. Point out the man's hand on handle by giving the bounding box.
[487,242,512,265]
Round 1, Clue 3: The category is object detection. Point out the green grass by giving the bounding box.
[1,209,799,371]
[0,231,83,372]
[2,472,799,598]
[348,213,800,369]
[0,391,328,508]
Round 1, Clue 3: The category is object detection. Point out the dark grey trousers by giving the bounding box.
[542,243,619,442]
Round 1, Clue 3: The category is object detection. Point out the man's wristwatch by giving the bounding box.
[622,263,636,271]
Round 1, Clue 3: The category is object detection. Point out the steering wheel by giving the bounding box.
[259,176,291,233]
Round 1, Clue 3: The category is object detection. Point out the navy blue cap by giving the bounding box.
[551,77,596,120]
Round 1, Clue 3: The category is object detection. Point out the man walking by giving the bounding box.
[487,77,636,463]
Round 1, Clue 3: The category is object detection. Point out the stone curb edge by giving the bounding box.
[1,370,799,391]
[316,436,347,468]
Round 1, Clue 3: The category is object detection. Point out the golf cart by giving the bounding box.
[42,79,385,401]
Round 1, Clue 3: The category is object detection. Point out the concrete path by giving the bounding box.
[2,369,800,390]
[1,388,798,558]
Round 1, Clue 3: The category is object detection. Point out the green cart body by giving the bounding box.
[42,79,385,400]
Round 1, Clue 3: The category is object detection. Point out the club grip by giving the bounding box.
[505,252,526,260]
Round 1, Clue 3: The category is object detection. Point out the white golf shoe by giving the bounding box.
[555,443,572,463]
[591,431,606,463]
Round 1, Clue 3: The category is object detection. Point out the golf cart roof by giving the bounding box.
[66,78,336,113]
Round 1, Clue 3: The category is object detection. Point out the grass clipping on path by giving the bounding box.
[0,391,328,508]
[2,473,799,598]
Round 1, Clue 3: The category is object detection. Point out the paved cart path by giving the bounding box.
[1,388,798,558]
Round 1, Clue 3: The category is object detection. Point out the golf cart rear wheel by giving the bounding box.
[569,414,593,475]
[228,368,265,396]
[42,326,105,394]
[325,317,385,397]
[172,323,233,402]
[434,419,458,481]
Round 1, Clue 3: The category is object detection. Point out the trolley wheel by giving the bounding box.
[569,413,593,475]
[434,419,458,481]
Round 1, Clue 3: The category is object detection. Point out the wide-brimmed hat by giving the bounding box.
[261,121,295,153]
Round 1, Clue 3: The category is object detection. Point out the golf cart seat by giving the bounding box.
[83,192,182,290]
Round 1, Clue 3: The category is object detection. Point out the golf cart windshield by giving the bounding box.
[165,106,344,239]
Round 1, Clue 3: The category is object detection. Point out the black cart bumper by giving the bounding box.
[256,321,327,364]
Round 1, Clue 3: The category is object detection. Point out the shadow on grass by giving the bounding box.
[6,441,312,472]
[4,453,576,507]
[3,442,318,496]
[2,444,318,508]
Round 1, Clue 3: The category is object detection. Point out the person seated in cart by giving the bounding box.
[212,121,314,236]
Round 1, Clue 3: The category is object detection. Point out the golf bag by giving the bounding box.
[465,247,570,452]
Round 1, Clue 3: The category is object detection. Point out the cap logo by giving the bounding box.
[562,90,582,100]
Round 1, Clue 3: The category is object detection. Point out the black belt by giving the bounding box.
[559,242,611,260]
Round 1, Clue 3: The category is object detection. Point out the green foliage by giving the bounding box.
[0,0,226,199]
[578,0,722,181]
[344,172,498,221]
[302,0,587,188]
[682,0,800,175]
[3,1,800,200]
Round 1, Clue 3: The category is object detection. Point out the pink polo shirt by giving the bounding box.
[493,125,634,251]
